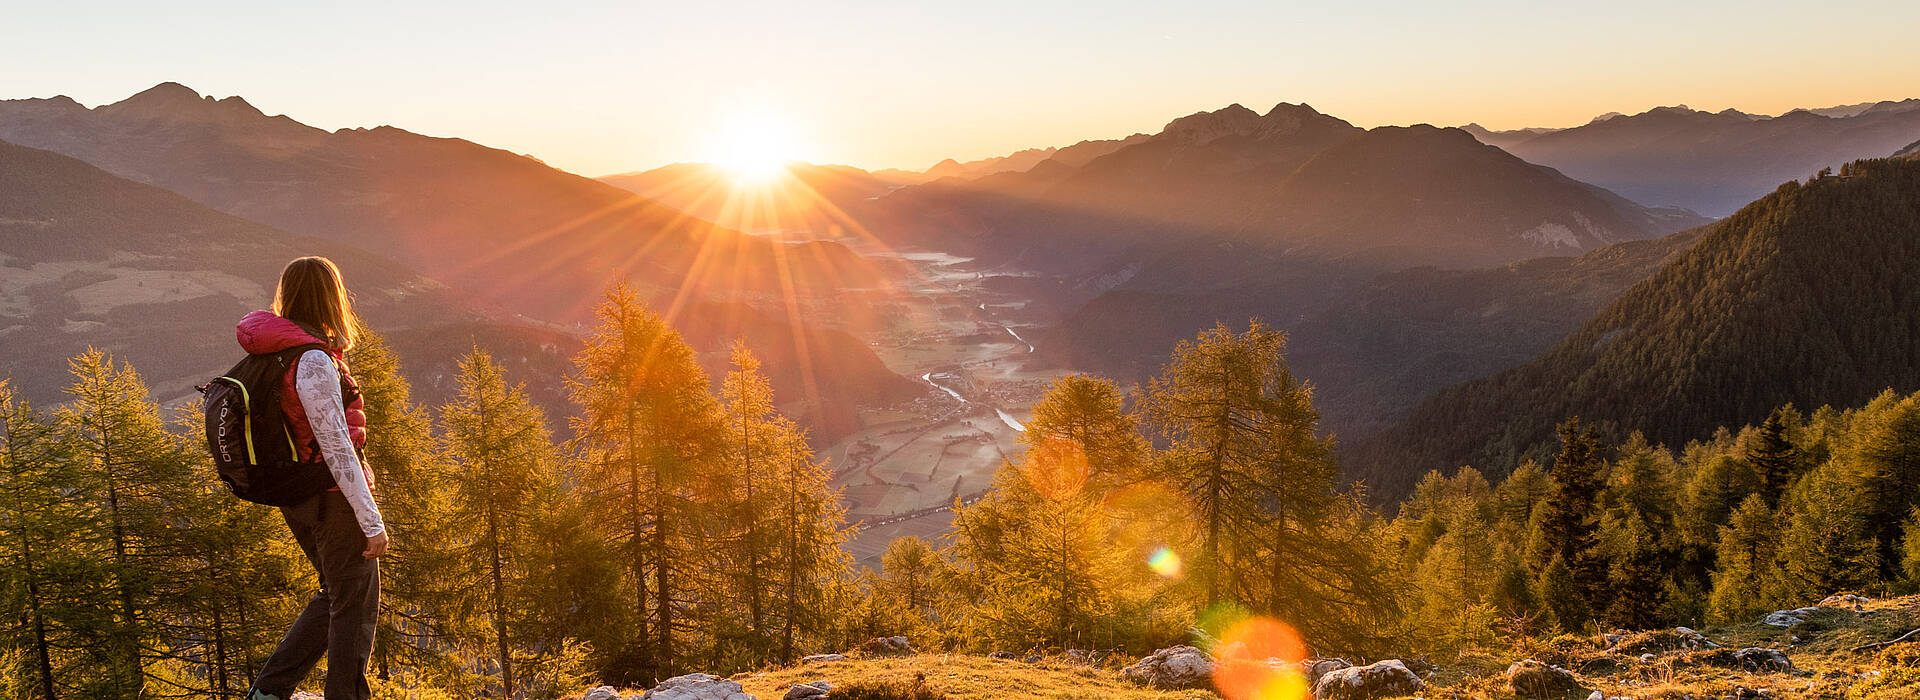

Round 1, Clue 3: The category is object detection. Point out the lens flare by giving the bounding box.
[1213,617,1309,700]
[1148,547,1182,577]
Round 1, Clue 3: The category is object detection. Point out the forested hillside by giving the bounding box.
[7,290,1920,697]
[1350,155,1920,499]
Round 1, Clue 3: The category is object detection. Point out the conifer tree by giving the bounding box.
[568,285,724,680]
[1852,394,1920,580]
[58,350,194,694]
[1530,419,1606,610]
[1707,494,1777,624]
[1140,321,1397,654]
[1747,406,1800,506]
[1536,555,1588,632]
[352,331,465,684]
[443,349,561,697]
[0,381,115,697]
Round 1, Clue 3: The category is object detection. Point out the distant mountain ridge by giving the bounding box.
[1348,154,1920,499]
[0,136,454,403]
[1478,101,1920,215]
[0,83,886,323]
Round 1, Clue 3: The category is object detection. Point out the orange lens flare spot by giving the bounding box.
[1023,435,1088,500]
[1213,617,1309,700]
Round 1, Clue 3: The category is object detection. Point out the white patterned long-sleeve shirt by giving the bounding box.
[294,349,384,538]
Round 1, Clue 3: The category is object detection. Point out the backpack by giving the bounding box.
[198,343,338,506]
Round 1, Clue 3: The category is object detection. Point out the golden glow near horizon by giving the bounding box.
[7,1,1920,176]
[704,110,807,183]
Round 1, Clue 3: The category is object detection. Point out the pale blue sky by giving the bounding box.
[4,0,1915,175]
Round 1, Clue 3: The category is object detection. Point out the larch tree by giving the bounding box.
[58,350,193,695]
[442,349,561,698]
[567,285,723,681]
[1138,321,1398,655]
[351,331,466,685]
[0,380,114,698]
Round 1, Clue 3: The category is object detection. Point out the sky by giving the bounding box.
[4,0,1918,177]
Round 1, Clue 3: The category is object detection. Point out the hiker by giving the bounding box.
[243,256,387,700]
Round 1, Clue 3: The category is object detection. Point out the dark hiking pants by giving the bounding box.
[252,491,379,699]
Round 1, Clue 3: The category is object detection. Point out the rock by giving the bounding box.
[781,681,832,700]
[1065,648,1097,664]
[1122,645,1215,690]
[1304,658,1352,685]
[1818,593,1870,611]
[1732,647,1795,673]
[1022,654,1043,664]
[1506,659,1583,698]
[988,651,1017,660]
[799,653,846,664]
[852,635,914,657]
[291,694,325,700]
[1725,687,1775,700]
[581,688,621,700]
[1401,657,1438,677]
[642,673,755,700]
[1312,659,1425,700]
[1761,607,1825,627]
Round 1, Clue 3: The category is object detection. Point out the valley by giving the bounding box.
[812,247,1067,564]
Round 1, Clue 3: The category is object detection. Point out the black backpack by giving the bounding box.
[198,344,338,506]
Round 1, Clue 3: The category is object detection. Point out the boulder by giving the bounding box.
[1732,647,1795,673]
[292,694,325,700]
[1725,687,1775,700]
[1303,658,1352,685]
[1122,645,1215,690]
[799,653,847,664]
[1022,654,1042,664]
[1506,659,1582,698]
[581,688,622,700]
[988,651,1017,660]
[1818,593,1870,611]
[1761,607,1825,627]
[642,673,755,700]
[852,635,914,657]
[1064,648,1097,664]
[781,681,832,700]
[1312,659,1424,700]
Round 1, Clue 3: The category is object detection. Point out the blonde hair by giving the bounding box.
[272,256,360,351]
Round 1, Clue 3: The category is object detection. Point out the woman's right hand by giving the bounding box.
[363,529,390,559]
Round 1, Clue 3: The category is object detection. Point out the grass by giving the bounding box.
[733,654,1216,699]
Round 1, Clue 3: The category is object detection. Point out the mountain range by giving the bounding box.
[1475,102,1920,216]
[0,84,918,442]
[0,83,888,323]
[0,136,451,402]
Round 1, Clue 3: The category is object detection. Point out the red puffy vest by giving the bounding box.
[235,310,373,492]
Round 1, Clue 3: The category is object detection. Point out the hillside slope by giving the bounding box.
[0,137,453,402]
[1350,155,1920,495]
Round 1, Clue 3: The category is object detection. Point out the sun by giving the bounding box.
[707,110,803,183]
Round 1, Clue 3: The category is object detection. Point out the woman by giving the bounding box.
[243,256,389,700]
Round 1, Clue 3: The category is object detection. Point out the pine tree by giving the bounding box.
[442,349,561,697]
[1748,406,1799,506]
[1530,419,1606,612]
[568,285,724,680]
